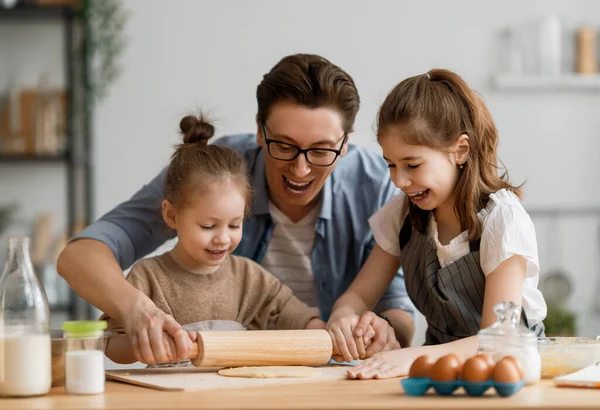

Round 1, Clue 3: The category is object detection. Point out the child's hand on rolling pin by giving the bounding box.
[331,324,375,363]
[327,314,376,363]
[162,330,197,363]
[305,318,327,329]
[354,311,401,358]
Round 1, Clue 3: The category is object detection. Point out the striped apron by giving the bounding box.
[398,213,545,345]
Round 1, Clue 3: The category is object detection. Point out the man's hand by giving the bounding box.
[354,311,401,357]
[124,295,194,365]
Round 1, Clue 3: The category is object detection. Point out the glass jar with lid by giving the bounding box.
[62,320,107,395]
[477,301,541,384]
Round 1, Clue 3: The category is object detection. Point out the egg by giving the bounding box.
[461,356,492,382]
[409,355,435,378]
[475,353,495,368]
[493,357,523,383]
[445,353,465,372]
[502,355,525,379]
[431,354,462,382]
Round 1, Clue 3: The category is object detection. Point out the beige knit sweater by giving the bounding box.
[103,252,320,330]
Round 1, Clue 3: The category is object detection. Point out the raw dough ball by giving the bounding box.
[217,366,321,379]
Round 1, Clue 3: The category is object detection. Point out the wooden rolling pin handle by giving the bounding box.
[188,330,332,368]
[190,341,199,359]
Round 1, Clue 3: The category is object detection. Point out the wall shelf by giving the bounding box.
[493,73,600,91]
[0,153,68,163]
[526,207,600,218]
[0,1,93,321]
[0,2,74,19]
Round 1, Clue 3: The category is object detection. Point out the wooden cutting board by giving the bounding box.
[105,365,350,391]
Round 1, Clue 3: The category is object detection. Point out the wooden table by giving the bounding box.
[0,379,598,410]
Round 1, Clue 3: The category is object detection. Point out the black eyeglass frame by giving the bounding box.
[261,123,348,167]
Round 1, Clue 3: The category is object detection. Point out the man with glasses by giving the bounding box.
[57,54,415,366]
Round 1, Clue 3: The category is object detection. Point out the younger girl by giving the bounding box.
[326,69,547,379]
[104,114,324,364]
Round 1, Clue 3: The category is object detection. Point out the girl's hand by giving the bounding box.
[355,311,401,357]
[327,314,375,362]
[347,349,414,380]
[305,318,327,329]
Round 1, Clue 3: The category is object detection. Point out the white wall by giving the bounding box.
[2,0,600,343]
[94,0,600,212]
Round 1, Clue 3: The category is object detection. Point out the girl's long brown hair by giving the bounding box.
[377,69,521,240]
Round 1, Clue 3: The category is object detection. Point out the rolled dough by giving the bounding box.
[217,366,321,379]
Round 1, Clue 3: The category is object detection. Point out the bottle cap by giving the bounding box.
[62,320,107,338]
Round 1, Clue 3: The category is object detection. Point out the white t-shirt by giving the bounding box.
[260,202,320,308]
[368,189,547,326]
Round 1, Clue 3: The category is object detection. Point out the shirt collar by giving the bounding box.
[318,176,333,220]
[250,148,334,220]
[251,149,271,216]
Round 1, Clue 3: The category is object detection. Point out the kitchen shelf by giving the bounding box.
[493,73,600,91]
[0,153,68,163]
[0,2,75,19]
[526,207,600,217]
[0,0,93,321]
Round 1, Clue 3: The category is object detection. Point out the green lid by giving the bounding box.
[62,320,107,338]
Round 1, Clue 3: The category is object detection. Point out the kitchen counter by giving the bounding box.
[0,379,598,409]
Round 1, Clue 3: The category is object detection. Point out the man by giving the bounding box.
[57,54,415,365]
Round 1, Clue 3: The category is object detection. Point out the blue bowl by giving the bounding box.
[431,380,460,396]
[494,380,525,397]
[462,380,493,396]
[401,377,431,396]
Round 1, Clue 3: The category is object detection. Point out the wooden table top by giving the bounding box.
[0,379,598,410]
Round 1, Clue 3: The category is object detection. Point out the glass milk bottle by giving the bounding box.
[477,301,541,385]
[0,236,51,396]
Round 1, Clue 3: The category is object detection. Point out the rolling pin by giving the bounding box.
[188,329,332,367]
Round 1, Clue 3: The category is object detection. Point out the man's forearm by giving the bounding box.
[57,239,141,320]
[381,308,415,348]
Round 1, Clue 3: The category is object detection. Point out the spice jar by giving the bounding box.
[477,301,541,385]
[576,26,597,74]
[62,320,107,395]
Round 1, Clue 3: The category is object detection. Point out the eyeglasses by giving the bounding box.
[261,123,348,167]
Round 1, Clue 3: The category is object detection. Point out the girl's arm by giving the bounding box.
[329,244,400,321]
[349,255,527,379]
[241,261,321,331]
[104,333,142,364]
[327,244,401,362]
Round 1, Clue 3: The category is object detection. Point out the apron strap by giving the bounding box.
[399,214,412,251]
[469,239,481,253]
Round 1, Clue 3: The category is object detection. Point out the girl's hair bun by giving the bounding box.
[179,114,214,145]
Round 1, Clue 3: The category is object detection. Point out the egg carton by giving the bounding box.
[401,377,525,397]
